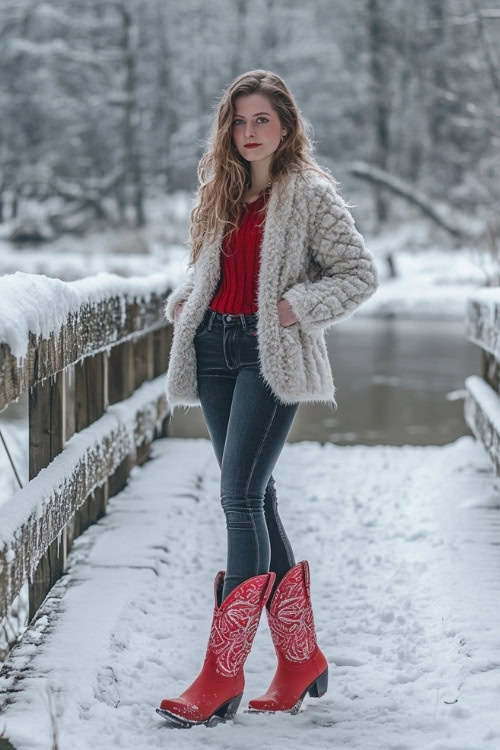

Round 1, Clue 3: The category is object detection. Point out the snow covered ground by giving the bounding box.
[360,246,490,320]
[0,435,499,749]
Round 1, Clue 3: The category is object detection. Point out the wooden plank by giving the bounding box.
[153,323,172,438]
[108,340,135,496]
[28,369,66,622]
[109,340,134,406]
[153,326,171,378]
[75,352,108,432]
[135,332,156,466]
[482,349,500,394]
[64,365,78,556]
[74,351,109,531]
[134,331,155,388]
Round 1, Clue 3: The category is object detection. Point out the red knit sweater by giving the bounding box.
[209,186,271,314]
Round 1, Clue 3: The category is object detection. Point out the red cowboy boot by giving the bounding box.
[246,560,328,714]
[156,570,275,728]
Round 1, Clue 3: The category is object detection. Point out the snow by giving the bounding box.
[0,193,494,327]
[0,244,189,285]
[0,243,491,370]
[358,246,491,321]
[0,435,498,749]
[467,287,500,304]
[361,278,478,320]
[1,246,491,323]
[1,202,499,747]
[0,271,174,360]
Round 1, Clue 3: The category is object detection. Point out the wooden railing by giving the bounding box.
[464,288,500,476]
[0,273,173,627]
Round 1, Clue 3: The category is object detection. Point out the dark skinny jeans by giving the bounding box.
[193,308,299,604]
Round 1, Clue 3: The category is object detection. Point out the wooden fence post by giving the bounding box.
[135,332,155,465]
[108,340,135,497]
[28,365,66,621]
[153,325,172,439]
[70,351,109,547]
[483,349,500,394]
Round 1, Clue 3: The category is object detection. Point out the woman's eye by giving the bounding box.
[233,117,269,125]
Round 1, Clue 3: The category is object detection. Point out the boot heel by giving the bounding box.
[214,692,243,721]
[308,667,328,698]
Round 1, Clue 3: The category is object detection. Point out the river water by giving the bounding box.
[168,318,482,446]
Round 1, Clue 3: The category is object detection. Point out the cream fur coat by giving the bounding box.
[163,167,379,414]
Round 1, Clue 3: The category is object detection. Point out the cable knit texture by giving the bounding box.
[163,167,379,412]
[209,188,269,314]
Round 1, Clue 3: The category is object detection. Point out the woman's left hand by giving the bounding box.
[277,298,298,327]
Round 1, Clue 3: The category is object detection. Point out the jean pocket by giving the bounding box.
[194,319,210,338]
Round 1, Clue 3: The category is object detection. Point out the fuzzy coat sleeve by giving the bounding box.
[282,181,379,334]
[163,265,196,324]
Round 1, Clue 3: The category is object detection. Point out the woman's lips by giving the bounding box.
[244,143,261,149]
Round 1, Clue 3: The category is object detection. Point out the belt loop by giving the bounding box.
[240,314,247,331]
[208,310,216,330]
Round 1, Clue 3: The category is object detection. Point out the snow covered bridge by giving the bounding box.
[0,274,499,749]
[0,436,498,749]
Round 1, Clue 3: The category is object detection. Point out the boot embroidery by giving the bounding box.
[268,566,317,662]
[207,582,263,677]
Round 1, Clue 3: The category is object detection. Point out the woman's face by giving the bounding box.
[232,93,287,165]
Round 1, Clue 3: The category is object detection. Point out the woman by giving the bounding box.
[157,70,379,728]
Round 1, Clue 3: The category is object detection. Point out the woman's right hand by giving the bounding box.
[173,300,185,324]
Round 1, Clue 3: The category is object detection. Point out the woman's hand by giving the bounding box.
[277,298,298,327]
[173,300,185,324]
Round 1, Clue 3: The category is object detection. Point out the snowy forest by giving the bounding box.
[0,0,498,261]
[1,2,500,748]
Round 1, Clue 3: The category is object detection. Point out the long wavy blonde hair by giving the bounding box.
[187,69,338,266]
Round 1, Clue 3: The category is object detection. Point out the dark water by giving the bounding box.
[169,318,482,446]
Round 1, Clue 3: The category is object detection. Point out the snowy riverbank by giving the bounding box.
[0,195,494,323]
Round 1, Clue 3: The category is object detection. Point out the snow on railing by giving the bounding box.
[0,270,174,409]
[464,287,500,476]
[0,271,174,624]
